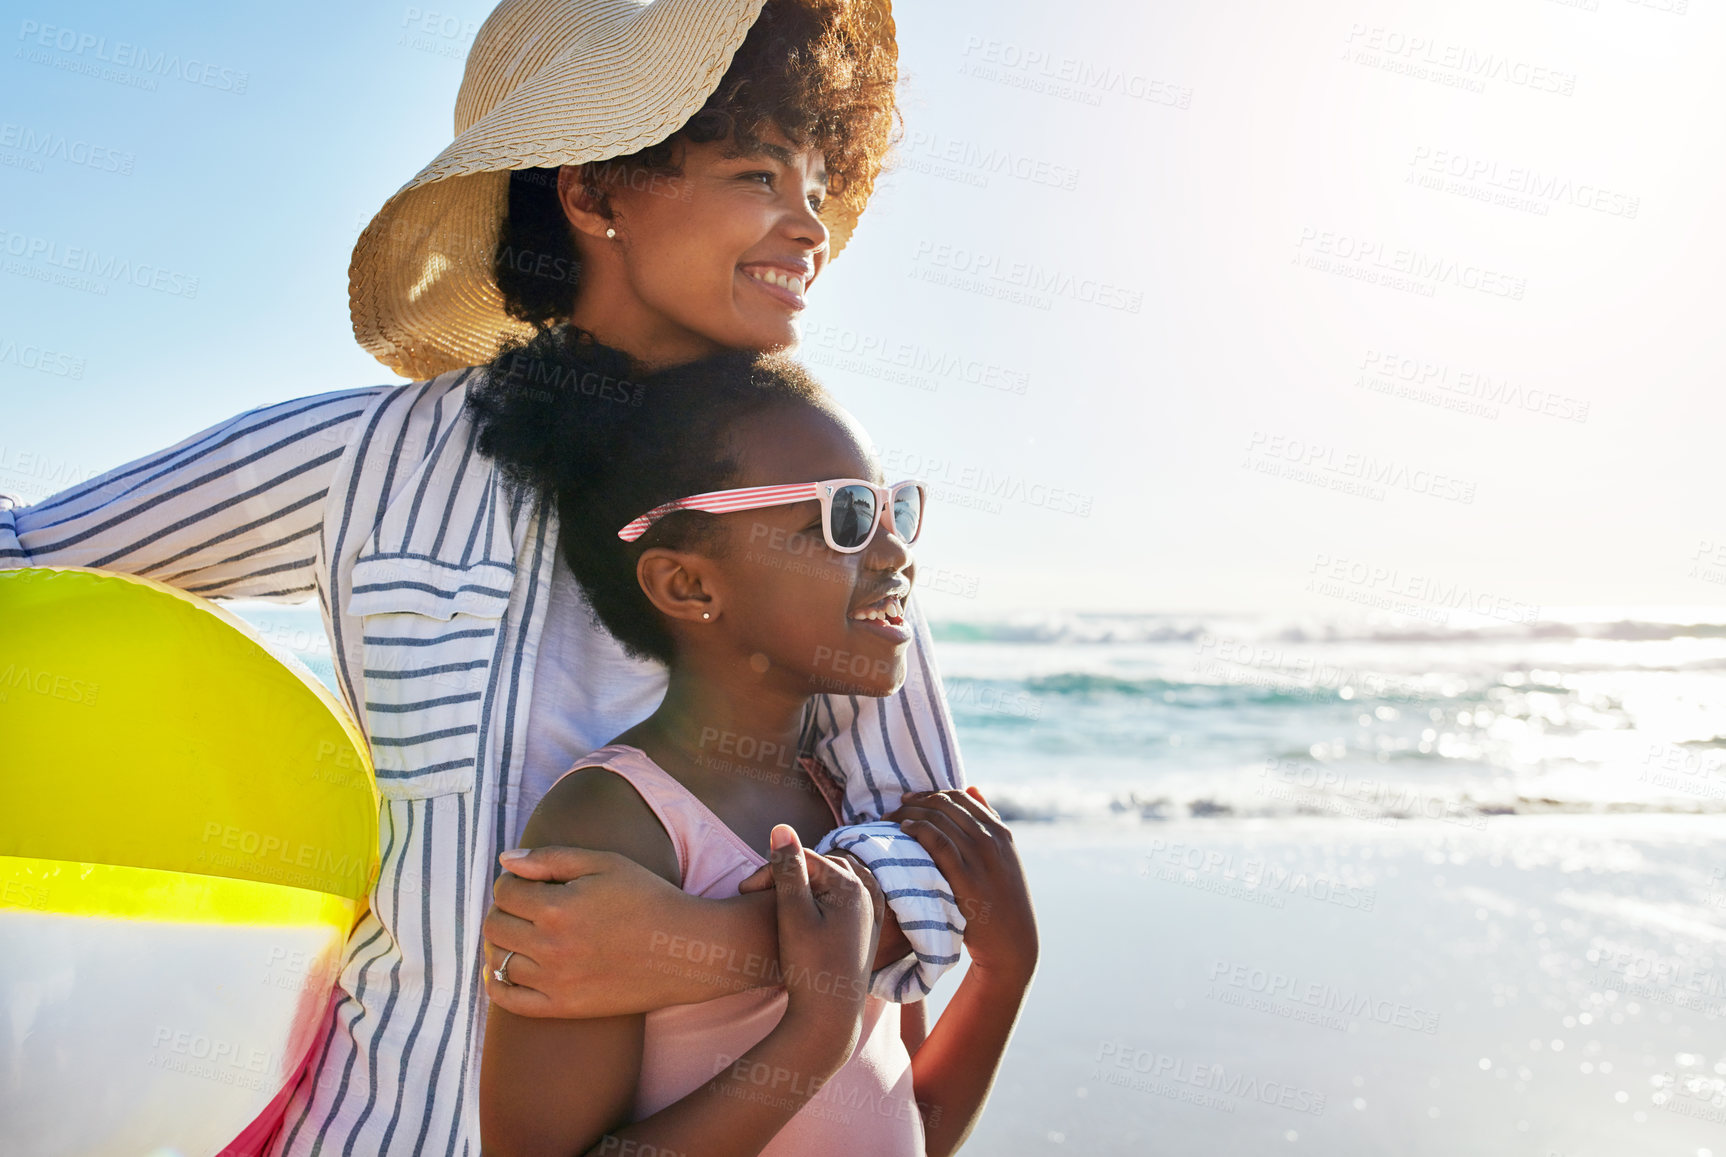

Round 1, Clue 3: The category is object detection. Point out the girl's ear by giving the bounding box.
[637,548,719,624]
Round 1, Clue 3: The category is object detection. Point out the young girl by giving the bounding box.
[478,338,1038,1156]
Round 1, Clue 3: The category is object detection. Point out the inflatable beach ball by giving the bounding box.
[0,567,379,1157]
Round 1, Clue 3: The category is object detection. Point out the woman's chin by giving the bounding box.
[714,301,801,352]
[740,317,801,353]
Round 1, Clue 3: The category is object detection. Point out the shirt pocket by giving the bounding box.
[346,553,515,799]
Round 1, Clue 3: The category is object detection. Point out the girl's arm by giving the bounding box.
[481,768,675,1152]
[481,770,876,1157]
[0,385,389,597]
[805,590,970,1001]
[887,788,1040,1157]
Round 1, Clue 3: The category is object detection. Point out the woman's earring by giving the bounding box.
[701,611,711,620]
[605,226,617,239]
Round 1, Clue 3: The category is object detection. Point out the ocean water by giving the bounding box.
[228,604,1726,826]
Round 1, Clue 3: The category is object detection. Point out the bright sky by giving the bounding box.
[4,1,1723,618]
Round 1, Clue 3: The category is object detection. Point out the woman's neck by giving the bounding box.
[565,300,724,374]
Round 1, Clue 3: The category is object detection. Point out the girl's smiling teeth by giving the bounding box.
[849,594,905,624]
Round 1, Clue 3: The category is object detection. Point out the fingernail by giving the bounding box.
[499,848,529,861]
[770,825,793,850]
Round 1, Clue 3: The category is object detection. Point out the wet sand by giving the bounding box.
[928,814,1726,1156]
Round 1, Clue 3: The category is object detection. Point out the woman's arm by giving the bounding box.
[0,386,388,597]
[484,845,788,1017]
[481,771,874,1157]
[888,788,1039,1157]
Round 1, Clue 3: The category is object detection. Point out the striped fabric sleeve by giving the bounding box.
[0,386,388,601]
[809,589,969,1001]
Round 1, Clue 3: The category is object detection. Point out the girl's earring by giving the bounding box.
[701,611,711,620]
[605,226,617,239]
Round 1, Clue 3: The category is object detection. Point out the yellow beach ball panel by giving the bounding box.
[0,567,378,902]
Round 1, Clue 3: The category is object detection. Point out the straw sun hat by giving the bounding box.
[349,0,895,380]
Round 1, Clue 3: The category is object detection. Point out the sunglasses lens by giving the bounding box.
[891,485,922,542]
[829,485,879,549]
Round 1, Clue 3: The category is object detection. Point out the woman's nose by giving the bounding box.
[784,193,830,252]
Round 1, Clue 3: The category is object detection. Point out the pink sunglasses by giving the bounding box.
[617,478,927,554]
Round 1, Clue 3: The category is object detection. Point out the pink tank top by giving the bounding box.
[557,743,926,1156]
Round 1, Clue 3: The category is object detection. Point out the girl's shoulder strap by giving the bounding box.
[555,743,764,893]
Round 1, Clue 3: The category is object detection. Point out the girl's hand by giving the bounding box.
[885,787,1039,987]
[767,824,878,1067]
[739,846,912,973]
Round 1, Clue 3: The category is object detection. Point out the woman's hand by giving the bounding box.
[484,845,780,1019]
[766,824,878,1070]
[885,787,1039,987]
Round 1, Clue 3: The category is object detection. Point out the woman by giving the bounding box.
[0,1,969,1153]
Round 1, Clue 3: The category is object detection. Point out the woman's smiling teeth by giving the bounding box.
[744,267,805,295]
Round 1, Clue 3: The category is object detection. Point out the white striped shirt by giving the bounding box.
[0,368,967,1156]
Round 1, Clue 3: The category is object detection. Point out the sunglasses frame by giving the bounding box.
[617,477,927,555]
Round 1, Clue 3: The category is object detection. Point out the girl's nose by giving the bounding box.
[864,500,913,569]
